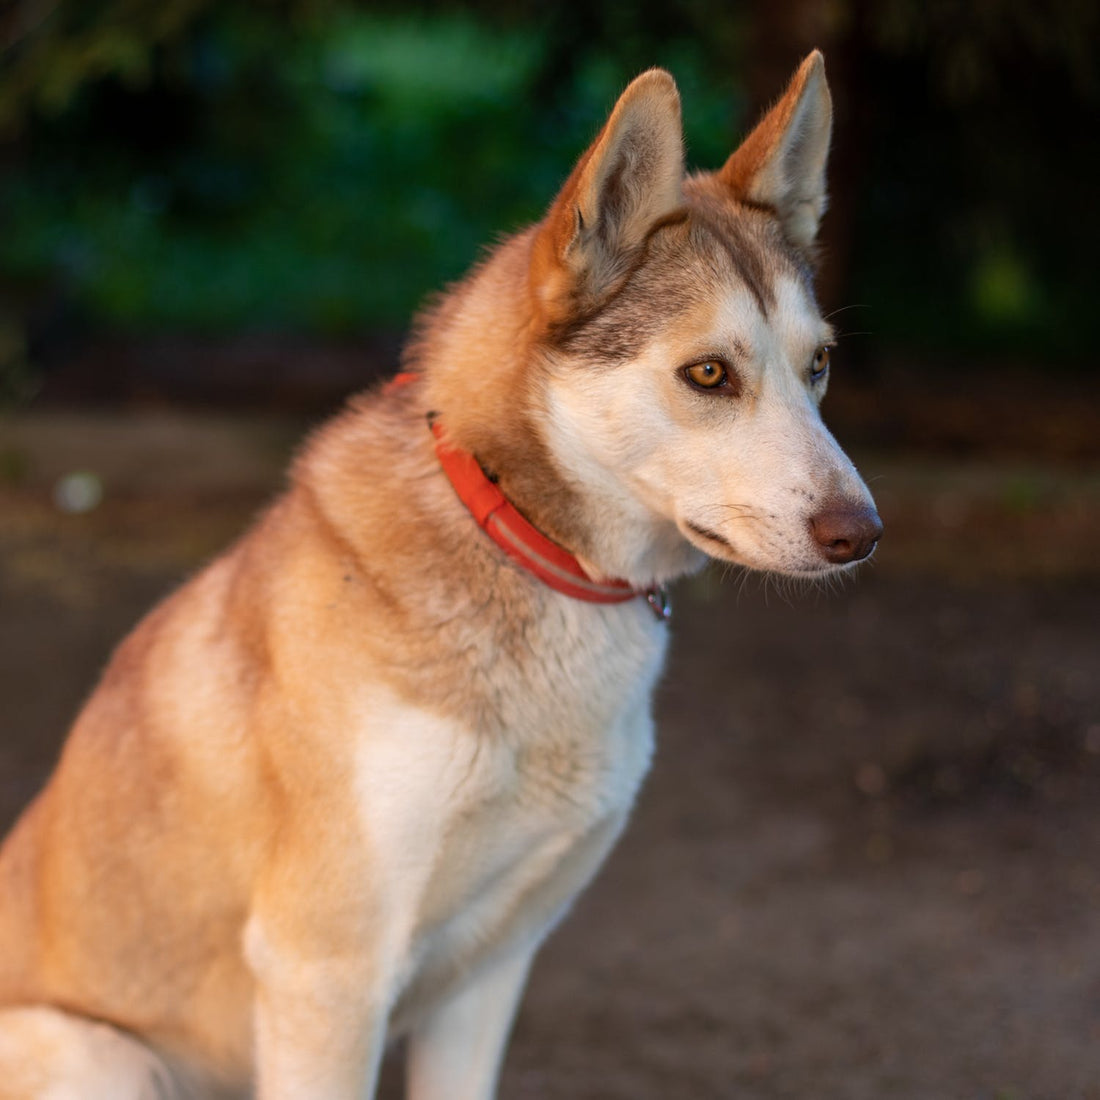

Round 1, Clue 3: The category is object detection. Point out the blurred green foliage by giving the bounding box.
[1,0,1097,376]
[1,2,744,336]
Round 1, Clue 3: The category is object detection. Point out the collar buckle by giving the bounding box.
[644,585,672,622]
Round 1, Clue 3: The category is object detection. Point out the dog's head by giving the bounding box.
[425,53,881,587]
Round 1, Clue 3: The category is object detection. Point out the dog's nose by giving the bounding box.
[809,503,883,564]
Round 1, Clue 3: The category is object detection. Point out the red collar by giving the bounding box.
[387,373,670,619]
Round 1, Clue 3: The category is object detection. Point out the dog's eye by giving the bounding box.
[684,360,728,390]
[811,346,831,383]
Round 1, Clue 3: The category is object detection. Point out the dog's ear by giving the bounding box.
[719,50,832,251]
[531,69,683,325]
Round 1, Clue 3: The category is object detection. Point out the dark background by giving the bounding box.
[1,3,1099,1098]
[2,0,1098,408]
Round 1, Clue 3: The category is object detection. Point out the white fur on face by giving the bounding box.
[542,274,878,581]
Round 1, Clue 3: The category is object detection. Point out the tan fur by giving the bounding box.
[0,54,878,1099]
[719,50,832,252]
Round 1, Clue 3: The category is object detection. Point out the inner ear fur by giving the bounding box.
[531,69,684,326]
[718,50,832,252]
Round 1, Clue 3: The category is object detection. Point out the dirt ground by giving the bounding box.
[1,403,1098,1099]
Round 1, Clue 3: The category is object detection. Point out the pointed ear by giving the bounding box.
[719,50,832,251]
[531,69,684,325]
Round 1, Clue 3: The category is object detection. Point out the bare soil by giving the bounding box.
[1,406,1098,1099]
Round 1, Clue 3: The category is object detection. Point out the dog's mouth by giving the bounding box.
[680,517,876,577]
[681,519,742,562]
[683,519,735,552]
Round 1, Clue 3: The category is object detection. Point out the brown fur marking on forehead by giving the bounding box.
[683,172,818,305]
[546,190,808,367]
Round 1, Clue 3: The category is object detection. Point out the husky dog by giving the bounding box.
[0,52,880,1099]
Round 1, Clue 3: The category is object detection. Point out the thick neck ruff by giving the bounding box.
[387,373,670,620]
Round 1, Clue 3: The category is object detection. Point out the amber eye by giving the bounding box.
[811,346,831,383]
[684,360,728,390]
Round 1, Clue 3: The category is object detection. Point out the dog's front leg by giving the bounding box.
[405,944,535,1100]
[250,961,388,1099]
[245,895,395,1100]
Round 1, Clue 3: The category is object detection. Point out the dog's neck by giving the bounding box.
[408,229,701,588]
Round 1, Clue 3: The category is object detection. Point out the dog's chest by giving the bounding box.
[353,601,667,1020]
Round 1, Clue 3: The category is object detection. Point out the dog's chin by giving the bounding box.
[760,549,879,580]
[678,518,872,578]
[747,551,876,579]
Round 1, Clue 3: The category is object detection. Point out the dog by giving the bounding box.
[0,51,880,1099]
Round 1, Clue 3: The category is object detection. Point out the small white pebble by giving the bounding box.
[53,471,103,514]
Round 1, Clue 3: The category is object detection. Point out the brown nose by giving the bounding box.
[809,503,883,564]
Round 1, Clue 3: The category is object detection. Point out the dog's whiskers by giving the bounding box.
[822,303,869,322]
